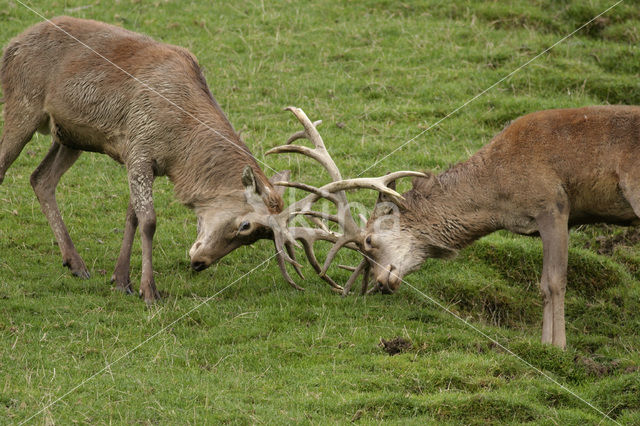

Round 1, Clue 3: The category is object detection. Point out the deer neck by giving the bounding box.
[407,154,500,252]
[167,117,269,208]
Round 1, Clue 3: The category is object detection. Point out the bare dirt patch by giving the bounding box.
[584,225,640,255]
[574,355,639,377]
[379,337,413,355]
[575,355,611,377]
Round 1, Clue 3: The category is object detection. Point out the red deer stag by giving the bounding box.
[351,105,640,349]
[0,17,294,303]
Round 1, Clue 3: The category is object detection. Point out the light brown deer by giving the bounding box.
[0,17,294,303]
[354,105,640,349]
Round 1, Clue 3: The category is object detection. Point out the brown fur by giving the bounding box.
[365,105,640,348]
[0,17,283,303]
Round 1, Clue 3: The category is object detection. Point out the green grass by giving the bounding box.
[2,0,640,423]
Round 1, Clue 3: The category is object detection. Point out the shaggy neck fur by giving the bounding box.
[168,108,282,213]
[402,147,501,255]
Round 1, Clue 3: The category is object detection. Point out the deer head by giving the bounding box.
[361,174,457,293]
[188,167,290,272]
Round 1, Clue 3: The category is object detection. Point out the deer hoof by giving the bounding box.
[111,274,133,294]
[64,260,90,279]
[113,284,134,295]
[140,286,161,305]
[73,269,91,279]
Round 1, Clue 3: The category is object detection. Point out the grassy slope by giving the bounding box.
[1,0,640,423]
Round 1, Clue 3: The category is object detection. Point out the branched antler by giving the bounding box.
[267,107,426,293]
[266,107,364,290]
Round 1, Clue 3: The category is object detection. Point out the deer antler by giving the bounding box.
[267,107,426,293]
[266,107,364,291]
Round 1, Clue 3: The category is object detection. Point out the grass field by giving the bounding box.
[2,0,640,423]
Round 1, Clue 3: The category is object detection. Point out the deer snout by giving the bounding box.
[189,242,214,272]
[191,260,208,271]
[375,264,402,294]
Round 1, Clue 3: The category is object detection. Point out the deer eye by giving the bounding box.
[364,235,373,250]
[239,221,251,232]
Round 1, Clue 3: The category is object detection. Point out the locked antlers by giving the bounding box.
[267,107,425,293]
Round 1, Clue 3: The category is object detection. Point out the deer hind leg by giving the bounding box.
[111,201,138,294]
[127,161,160,304]
[0,101,45,184]
[536,205,570,349]
[30,141,89,278]
[619,160,640,219]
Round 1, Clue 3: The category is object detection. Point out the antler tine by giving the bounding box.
[337,264,357,272]
[284,107,330,157]
[289,227,343,291]
[320,233,362,276]
[272,220,305,291]
[299,238,342,292]
[265,107,341,182]
[285,120,322,144]
[317,171,428,202]
[299,210,341,225]
[285,241,305,280]
[366,284,380,295]
[341,259,368,296]
[272,181,342,206]
[360,260,372,295]
[275,249,305,291]
[305,215,331,232]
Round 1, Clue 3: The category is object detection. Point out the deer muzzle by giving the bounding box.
[376,264,402,293]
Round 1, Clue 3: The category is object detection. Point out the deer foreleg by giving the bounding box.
[111,201,138,294]
[536,206,569,349]
[127,163,160,304]
[30,142,88,278]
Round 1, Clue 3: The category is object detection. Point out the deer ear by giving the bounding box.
[374,176,397,205]
[242,165,260,194]
[243,166,285,212]
[269,170,291,198]
[411,171,439,195]
[373,178,405,217]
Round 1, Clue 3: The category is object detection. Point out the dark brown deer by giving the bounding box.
[0,17,293,303]
[354,105,640,349]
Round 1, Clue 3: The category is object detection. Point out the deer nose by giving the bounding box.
[191,260,208,271]
[376,264,400,294]
[387,264,402,292]
[189,241,203,259]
